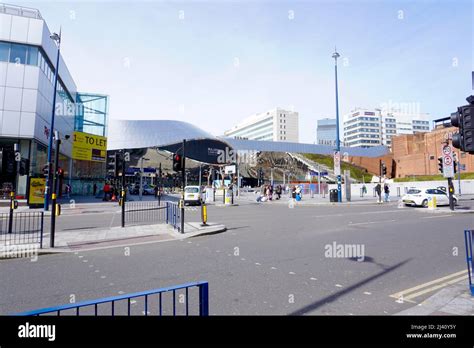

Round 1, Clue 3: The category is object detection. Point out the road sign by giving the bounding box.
[334,151,341,176]
[442,144,454,178]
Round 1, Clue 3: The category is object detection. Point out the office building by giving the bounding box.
[343,107,430,148]
[316,118,336,146]
[0,3,108,196]
[224,107,299,142]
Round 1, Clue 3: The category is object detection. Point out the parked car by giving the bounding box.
[130,184,155,195]
[184,186,202,205]
[402,188,457,207]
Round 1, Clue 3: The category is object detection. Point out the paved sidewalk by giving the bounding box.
[37,221,226,253]
[396,280,474,315]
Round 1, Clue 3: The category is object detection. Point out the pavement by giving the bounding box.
[396,278,474,315]
[38,221,226,253]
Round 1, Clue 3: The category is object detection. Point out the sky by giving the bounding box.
[12,0,474,143]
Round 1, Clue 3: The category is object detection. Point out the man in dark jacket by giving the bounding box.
[375,183,382,203]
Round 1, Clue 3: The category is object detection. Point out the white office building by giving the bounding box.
[316,118,336,146]
[343,108,430,148]
[224,107,299,142]
[0,3,107,195]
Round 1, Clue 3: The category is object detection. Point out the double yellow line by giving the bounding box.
[390,270,469,303]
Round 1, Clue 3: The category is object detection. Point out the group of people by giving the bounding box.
[375,183,390,202]
[256,184,283,202]
[256,184,305,203]
[102,182,120,201]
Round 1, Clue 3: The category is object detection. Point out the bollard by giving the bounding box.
[201,202,208,226]
[397,187,401,197]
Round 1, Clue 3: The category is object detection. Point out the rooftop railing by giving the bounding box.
[0,3,42,20]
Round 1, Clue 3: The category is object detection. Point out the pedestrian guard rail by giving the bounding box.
[16,281,209,316]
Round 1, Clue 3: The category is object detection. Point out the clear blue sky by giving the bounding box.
[13,0,473,143]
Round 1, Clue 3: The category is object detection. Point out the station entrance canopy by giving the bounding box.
[107,120,390,165]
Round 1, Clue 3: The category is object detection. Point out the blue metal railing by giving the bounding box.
[16,281,209,316]
[464,230,474,295]
[166,202,180,230]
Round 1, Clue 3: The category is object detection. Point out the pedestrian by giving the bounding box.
[103,182,111,201]
[362,184,367,197]
[275,185,282,200]
[93,183,97,196]
[375,183,382,203]
[154,185,159,198]
[384,183,390,202]
[65,184,71,199]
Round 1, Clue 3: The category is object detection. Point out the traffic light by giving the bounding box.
[172,153,182,172]
[382,164,387,176]
[451,96,474,153]
[453,153,458,174]
[107,153,118,178]
[438,157,443,173]
[19,158,29,176]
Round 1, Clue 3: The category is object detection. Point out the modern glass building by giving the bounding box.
[316,118,336,146]
[0,3,108,196]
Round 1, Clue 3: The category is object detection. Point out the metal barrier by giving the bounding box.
[166,201,181,230]
[16,281,209,316]
[464,230,474,295]
[0,212,44,248]
[124,201,166,226]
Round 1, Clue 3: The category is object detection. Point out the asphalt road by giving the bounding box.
[1,200,473,315]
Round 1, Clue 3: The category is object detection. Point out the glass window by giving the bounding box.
[0,42,10,61]
[9,44,27,64]
[27,46,38,66]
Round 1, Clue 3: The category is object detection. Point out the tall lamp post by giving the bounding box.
[44,30,62,211]
[332,48,342,203]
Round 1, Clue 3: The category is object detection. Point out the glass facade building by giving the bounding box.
[0,4,108,197]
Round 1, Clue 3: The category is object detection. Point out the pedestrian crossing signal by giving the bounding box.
[438,157,443,173]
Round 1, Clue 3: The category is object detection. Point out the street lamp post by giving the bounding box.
[332,48,342,203]
[44,30,62,211]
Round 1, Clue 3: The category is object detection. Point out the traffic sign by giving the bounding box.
[334,151,341,176]
[442,144,454,178]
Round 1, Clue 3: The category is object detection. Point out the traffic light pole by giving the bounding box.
[181,139,186,234]
[448,177,455,211]
[121,150,126,228]
[50,135,61,248]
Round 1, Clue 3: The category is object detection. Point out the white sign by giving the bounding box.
[224,165,236,174]
[334,151,341,176]
[442,145,454,178]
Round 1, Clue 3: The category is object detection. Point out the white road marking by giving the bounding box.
[349,219,396,226]
[255,262,261,266]
[83,260,88,263]
[310,277,317,281]
[241,258,246,261]
[100,275,106,279]
[314,209,407,218]
[335,284,343,288]
[422,214,453,219]
[271,267,277,270]
[289,272,296,275]
[95,270,100,273]
[363,291,372,295]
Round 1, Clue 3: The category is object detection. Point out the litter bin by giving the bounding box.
[329,189,338,202]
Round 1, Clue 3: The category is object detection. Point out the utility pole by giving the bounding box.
[181,139,186,234]
[50,131,61,248]
[121,150,126,228]
[332,48,342,203]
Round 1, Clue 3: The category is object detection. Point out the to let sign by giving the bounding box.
[72,131,107,162]
[442,144,454,178]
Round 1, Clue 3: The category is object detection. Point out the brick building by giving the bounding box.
[391,126,474,178]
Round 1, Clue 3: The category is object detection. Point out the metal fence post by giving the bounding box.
[464,230,474,295]
[199,282,209,316]
[8,191,14,234]
[40,212,44,249]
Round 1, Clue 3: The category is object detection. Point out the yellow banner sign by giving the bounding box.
[72,131,107,162]
[28,178,46,206]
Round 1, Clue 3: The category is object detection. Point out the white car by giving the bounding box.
[402,188,457,207]
[184,186,202,206]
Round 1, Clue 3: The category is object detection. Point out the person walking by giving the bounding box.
[384,183,390,202]
[275,185,282,200]
[103,182,111,201]
[93,183,97,196]
[375,183,382,203]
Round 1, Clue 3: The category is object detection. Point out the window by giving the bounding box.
[9,44,27,64]
[0,42,10,61]
[27,46,38,66]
